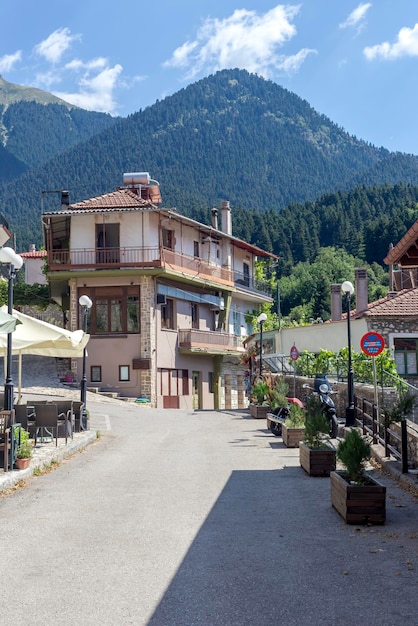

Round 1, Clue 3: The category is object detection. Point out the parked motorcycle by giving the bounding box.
[269,397,304,436]
[303,375,339,438]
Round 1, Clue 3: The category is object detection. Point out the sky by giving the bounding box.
[1,1,418,154]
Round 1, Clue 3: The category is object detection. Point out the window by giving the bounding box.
[394,338,418,375]
[119,365,130,381]
[91,366,102,383]
[79,286,140,335]
[193,241,200,258]
[162,228,175,250]
[161,298,175,330]
[243,262,250,287]
[209,372,214,394]
[191,302,199,329]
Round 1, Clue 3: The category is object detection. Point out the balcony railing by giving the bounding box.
[234,270,271,295]
[47,246,234,284]
[178,329,245,353]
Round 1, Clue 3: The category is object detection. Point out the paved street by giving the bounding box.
[0,398,417,625]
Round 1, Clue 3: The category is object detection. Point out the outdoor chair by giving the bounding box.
[0,410,15,471]
[72,401,85,432]
[53,400,74,440]
[34,404,70,446]
[14,404,36,437]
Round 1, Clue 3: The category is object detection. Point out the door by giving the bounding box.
[96,223,120,263]
[192,371,201,410]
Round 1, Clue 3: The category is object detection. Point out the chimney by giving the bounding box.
[221,200,232,235]
[61,191,70,209]
[330,284,342,321]
[211,208,218,230]
[29,244,36,252]
[355,268,368,314]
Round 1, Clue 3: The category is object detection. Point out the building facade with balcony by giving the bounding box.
[43,172,276,409]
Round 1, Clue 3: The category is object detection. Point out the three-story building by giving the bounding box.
[43,172,276,409]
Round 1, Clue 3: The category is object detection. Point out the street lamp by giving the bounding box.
[0,247,23,411]
[79,295,92,430]
[341,281,355,427]
[257,312,268,378]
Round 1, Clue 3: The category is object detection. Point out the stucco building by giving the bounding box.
[42,172,275,409]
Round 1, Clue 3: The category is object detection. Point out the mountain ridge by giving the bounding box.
[1,68,418,260]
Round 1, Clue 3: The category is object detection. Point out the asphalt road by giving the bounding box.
[0,400,417,625]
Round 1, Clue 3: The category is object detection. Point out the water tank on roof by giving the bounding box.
[123,172,150,186]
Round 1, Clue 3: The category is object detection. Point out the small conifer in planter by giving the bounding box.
[282,403,305,448]
[300,396,336,476]
[331,429,386,524]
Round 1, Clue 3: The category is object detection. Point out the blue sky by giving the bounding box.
[1,1,418,154]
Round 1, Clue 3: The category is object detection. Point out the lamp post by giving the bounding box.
[79,295,92,430]
[257,312,267,378]
[0,247,23,412]
[341,281,355,427]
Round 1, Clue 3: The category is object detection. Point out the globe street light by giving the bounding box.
[341,281,355,427]
[0,246,23,412]
[79,295,92,430]
[257,312,268,378]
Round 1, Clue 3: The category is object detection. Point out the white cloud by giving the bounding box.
[34,27,81,64]
[339,3,371,31]
[364,23,418,60]
[54,64,123,114]
[163,4,315,79]
[0,51,22,73]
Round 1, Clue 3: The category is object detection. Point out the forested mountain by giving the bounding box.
[1,69,418,259]
[229,182,418,270]
[0,77,117,184]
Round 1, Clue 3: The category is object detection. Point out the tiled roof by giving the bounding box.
[20,250,47,259]
[384,218,418,266]
[351,288,418,318]
[66,188,156,211]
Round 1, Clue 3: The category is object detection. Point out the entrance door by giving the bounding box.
[192,371,201,410]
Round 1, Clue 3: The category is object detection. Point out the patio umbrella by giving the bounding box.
[0,306,89,400]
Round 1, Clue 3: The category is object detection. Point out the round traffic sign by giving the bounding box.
[360,332,385,357]
[290,345,299,361]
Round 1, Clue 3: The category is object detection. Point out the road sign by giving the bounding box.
[290,345,299,361]
[360,332,385,357]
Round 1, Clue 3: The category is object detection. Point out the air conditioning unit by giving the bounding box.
[156,294,166,305]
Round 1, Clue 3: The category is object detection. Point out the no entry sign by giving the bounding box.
[290,345,299,361]
[360,332,385,357]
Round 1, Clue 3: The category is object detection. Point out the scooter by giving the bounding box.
[303,375,339,439]
[268,397,304,436]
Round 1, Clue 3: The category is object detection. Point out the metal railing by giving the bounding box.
[233,270,271,295]
[178,329,244,352]
[355,396,410,473]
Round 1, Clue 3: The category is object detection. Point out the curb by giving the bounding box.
[0,430,97,494]
[371,443,418,493]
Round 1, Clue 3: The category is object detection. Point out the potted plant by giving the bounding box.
[299,396,336,476]
[266,377,289,435]
[14,427,33,470]
[249,379,270,418]
[330,428,386,524]
[282,403,305,448]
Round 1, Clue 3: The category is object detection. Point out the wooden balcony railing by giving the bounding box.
[178,329,245,353]
[47,247,234,285]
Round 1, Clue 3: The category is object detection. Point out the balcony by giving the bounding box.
[234,270,271,295]
[178,329,245,355]
[47,247,234,285]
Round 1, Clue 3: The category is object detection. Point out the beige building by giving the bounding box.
[42,172,275,409]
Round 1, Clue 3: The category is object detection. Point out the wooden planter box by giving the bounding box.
[249,404,270,419]
[299,442,336,477]
[330,470,386,525]
[282,423,305,448]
